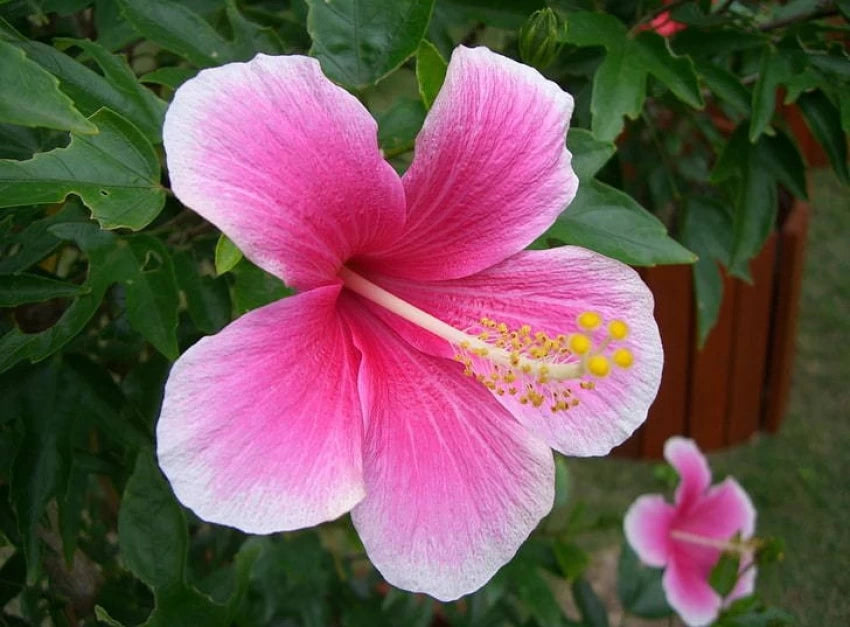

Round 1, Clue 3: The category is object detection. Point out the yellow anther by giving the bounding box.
[613,348,634,368]
[508,386,517,395]
[578,311,602,330]
[571,398,580,407]
[496,387,505,396]
[534,331,548,342]
[519,325,531,336]
[531,396,544,408]
[463,368,473,377]
[497,322,508,334]
[609,319,629,340]
[460,340,470,349]
[478,331,489,340]
[473,347,489,357]
[503,371,517,383]
[569,334,592,355]
[587,355,611,378]
[519,395,529,405]
[489,372,500,381]
[510,352,520,366]
[580,381,595,390]
[511,338,522,350]
[521,363,532,374]
[485,380,496,390]
[556,334,567,344]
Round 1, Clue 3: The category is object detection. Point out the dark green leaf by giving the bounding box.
[617,542,673,619]
[139,67,198,90]
[749,47,789,142]
[566,128,615,181]
[230,258,292,315]
[541,180,696,266]
[0,27,167,143]
[680,197,734,345]
[94,0,137,51]
[306,0,436,89]
[589,43,647,142]
[753,130,808,199]
[118,452,187,589]
[634,31,704,109]
[116,0,236,68]
[146,583,227,627]
[730,144,778,279]
[416,39,447,110]
[572,578,608,627]
[0,273,87,306]
[560,11,626,48]
[553,540,589,581]
[553,455,571,509]
[0,123,69,161]
[214,233,242,276]
[0,108,166,231]
[224,0,285,59]
[123,236,180,360]
[377,98,426,156]
[709,552,741,597]
[174,251,231,335]
[0,551,25,607]
[797,89,849,184]
[698,63,752,117]
[0,40,96,134]
[53,37,168,141]
[94,605,126,627]
[58,456,88,563]
[441,0,544,29]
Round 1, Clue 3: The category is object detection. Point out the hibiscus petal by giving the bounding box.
[678,477,756,541]
[624,495,676,567]
[364,247,662,456]
[342,299,554,601]
[663,556,722,627]
[157,285,365,534]
[664,437,713,512]
[163,54,405,290]
[362,46,577,280]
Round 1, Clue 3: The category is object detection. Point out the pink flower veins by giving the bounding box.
[157,46,663,600]
[624,437,757,626]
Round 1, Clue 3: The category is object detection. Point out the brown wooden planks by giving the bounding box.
[640,264,692,458]
[726,235,778,444]
[763,201,810,431]
[688,271,736,451]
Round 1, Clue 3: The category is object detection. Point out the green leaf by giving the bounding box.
[0,551,26,608]
[561,11,626,48]
[572,578,609,627]
[377,98,426,156]
[553,540,589,581]
[116,0,236,68]
[416,39,447,110]
[230,258,292,315]
[214,233,242,276]
[146,583,227,627]
[9,364,73,582]
[749,47,789,142]
[123,236,181,360]
[617,542,673,619]
[0,201,87,275]
[730,141,778,279]
[118,452,188,589]
[0,108,166,231]
[306,0,436,89]
[753,130,808,199]
[0,26,167,143]
[680,197,734,346]
[566,128,615,181]
[0,39,96,134]
[224,0,285,60]
[797,89,849,184]
[698,62,752,117]
[139,67,197,90]
[553,455,571,509]
[174,251,231,335]
[541,180,697,266]
[0,122,69,160]
[589,43,647,142]
[709,552,741,597]
[0,273,87,306]
[94,605,126,627]
[53,38,168,141]
[634,31,704,109]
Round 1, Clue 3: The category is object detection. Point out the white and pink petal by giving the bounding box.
[342,299,554,601]
[164,54,405,290]
[362,46,577,281]
[157,286,365,534]
[665,437,712,513]
[624,495,676,568]
[362,247,662,456]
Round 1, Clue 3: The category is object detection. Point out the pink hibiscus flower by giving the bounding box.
[624,437,757,626]
[157,46,663,600]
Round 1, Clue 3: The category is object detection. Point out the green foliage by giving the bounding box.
[617,543,673,619]
[415,39,447,110]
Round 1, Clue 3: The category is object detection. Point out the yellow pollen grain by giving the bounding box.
[587,355,611,377]
[578,311,602,330]
[521,363,532,374]
[503,371,517,383]
[609,319,629,340]
[478,331,489,340]
[569,333,592,355]
[613,347,634,368]
[519,324,531,336]
[508,386,517,395]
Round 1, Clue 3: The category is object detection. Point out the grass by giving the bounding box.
[565,169,850,625]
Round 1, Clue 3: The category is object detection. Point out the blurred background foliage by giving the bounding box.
[0,0,847,624]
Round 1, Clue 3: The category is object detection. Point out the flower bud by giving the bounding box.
[518,8,564,70]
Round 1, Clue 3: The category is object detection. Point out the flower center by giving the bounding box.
[339,267,634,412]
